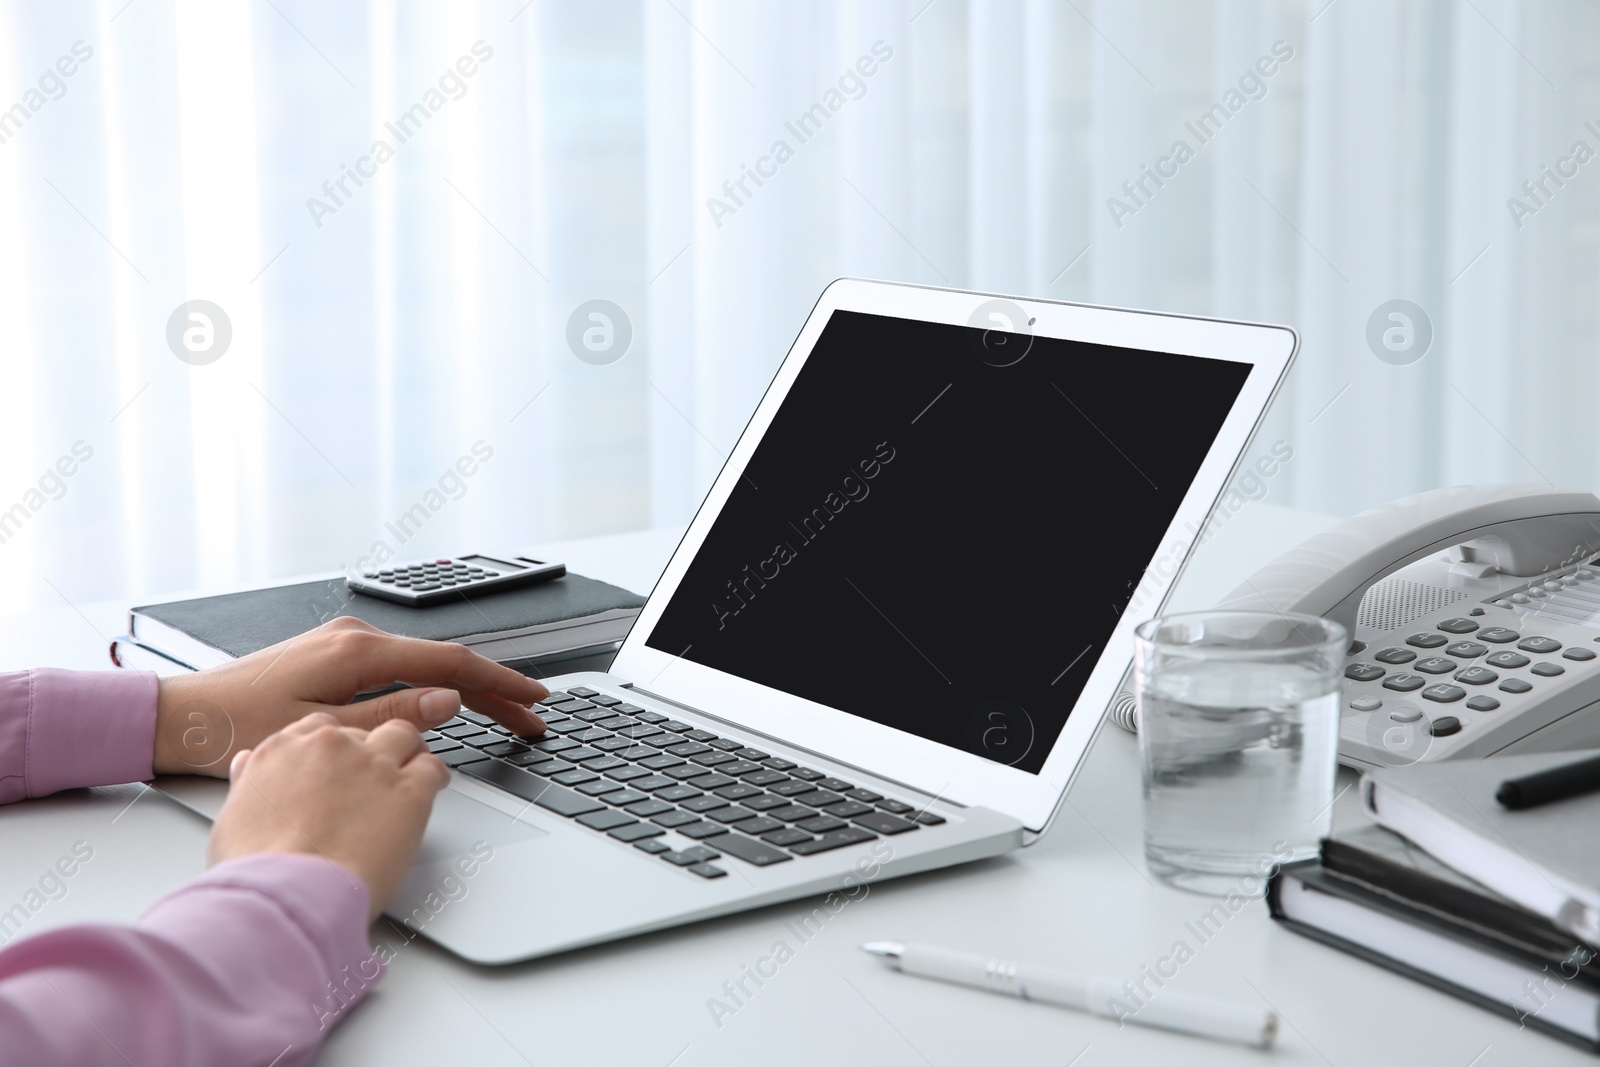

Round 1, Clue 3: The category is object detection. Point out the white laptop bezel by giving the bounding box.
[612,279,1297,832]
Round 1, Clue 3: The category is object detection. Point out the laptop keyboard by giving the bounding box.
[421,687,945,880]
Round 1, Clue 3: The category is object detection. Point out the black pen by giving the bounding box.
[1496,752,1600,810]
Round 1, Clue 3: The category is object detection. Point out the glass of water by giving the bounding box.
[1134,611,1345,897]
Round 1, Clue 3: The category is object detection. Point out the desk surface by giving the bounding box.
[0,509,1584,1066]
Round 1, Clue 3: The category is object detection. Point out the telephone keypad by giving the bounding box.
[1445,641,1487,659]
[1453,667,1498,686]
[1477,627,1519,643]
[1406,633,1448,649]
[1531,662,1566,677]
[1422,685,1465,703]
[1465,696,1501,711]
[1486,651,1530,669]
[1389,707,1422,723]
[1499,678,1534,694]
[1382,674,1425,692]
[1563,647,1597,661]
[1344,663,1385,682]
[1373,647,1416,664]
[1437,618,1480,634]
[1414,658,1456,675]
[1518,636,1562,653]
[1350,696,1383,713]
[1429,715,1463,735]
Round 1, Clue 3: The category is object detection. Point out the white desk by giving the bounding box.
[0,510,1586,1065]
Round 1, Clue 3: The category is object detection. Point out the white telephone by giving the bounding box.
[1210,485,1600,768]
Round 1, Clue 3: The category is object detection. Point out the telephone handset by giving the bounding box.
[1213,485,1600,768]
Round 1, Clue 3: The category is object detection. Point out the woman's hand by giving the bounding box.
[152,617,548,776]
[208,714,449,922]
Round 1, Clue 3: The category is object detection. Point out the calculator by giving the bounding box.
[346,554,566,606]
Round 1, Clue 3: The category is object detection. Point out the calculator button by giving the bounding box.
[1436,618,1480,634]
[1476,627,1519,643]
[1486,651,1530,669]
[1445,642,1487,659]
[1499,678,1534,694]
[1413,658,1456,675]
[1422,685,1465,703]
[1428,716,1463,736]
[1389,707,1422,723]
[1382,674,1425,692]
[1373,648,1416,664]
[1563,647,1597,661]
[1531,662,1565,677]
[1465,696,1500,712]
[1452,666,1497,685]
[1406,633,1448,649]
[1344,663,1385,681]
[1518,636,1562,653]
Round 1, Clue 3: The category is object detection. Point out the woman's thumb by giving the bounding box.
[345,687,461,730]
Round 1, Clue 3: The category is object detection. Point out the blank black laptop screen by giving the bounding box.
[646,310,1252,774]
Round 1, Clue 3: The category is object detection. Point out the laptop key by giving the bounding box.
[714,834,794,867]
[763,758,797,771]
[714,784,764,800]
[426,738,463,754]
[631,775,679,792]
[715,760,762,777]
[584,756,627,772]
[790,768,825,781]
[688,863,728,879]
[642,734,681,748]
[609,822,664,842]
[678,822,730,840]
[641,755,685,771]
[742,770,789,786]
[788,828,877,855]
[790,790,843,809]
[634,838,672,853]
[687,774,736,790]
[454,732,496,747]
[666,765,712,780]
[595,717,637,731]
[854,812,918,835]
[660,851,700,866]
[618,746,658,760]
[440,748,490,768]
[530,760,576,777]
[593,737,635,752]
[735,748,770,761]
[796,815,846,834]
[691,752,737,767]
[538,693,573,706]
[652,810,701,828]
[683,730,718,743]
[709,739,742,751]
[576,779,624,796]
[625,799,674,817]
[659,720,693,733]
[616,726,664,741]
[680,845,722,863]
[545,720,592,735]
[553,769,599,786]
[667,742,711,757]
[742,794,790,811]
[633,710,667,724]
[761,828,812,847]
[844,788,883,803]
[460,762,606,817]
[576,810,636,832]
[814,778,853,793]
[877,799,914,815]
[605,765,654,782]
[913,812,946,826]
[507,750,553,767]
[567,686,600,697]
[559,748,605,764]
[730,816,783,835]
[603,789,649,806]
[590,694,623,707]
[771,780,818,797]
[767,805,815,822]
[568,728,612,743]
[708,805,758,824]
[681,795,729,813]
[654,784,704,802]
[817,801,873,819]
[535,737,581,753]
[576,709,616,722]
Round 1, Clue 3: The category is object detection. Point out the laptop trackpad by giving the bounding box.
[388,788,547,925]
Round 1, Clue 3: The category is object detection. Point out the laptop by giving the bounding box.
[158,280,1297,964]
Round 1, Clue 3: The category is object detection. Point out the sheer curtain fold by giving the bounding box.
[0,0,1593,614]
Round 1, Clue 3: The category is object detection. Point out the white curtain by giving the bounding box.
[0,0,1594,615]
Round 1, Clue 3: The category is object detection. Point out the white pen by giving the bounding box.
[861,941,1276,1050]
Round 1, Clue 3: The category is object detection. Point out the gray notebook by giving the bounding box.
[1361,750,1600,943]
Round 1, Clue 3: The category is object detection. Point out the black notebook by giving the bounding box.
[1269,825,1600,1052]
[126,573,645,671]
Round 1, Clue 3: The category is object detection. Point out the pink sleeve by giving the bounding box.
[0,854,380,1067]
[0,668,159,802]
